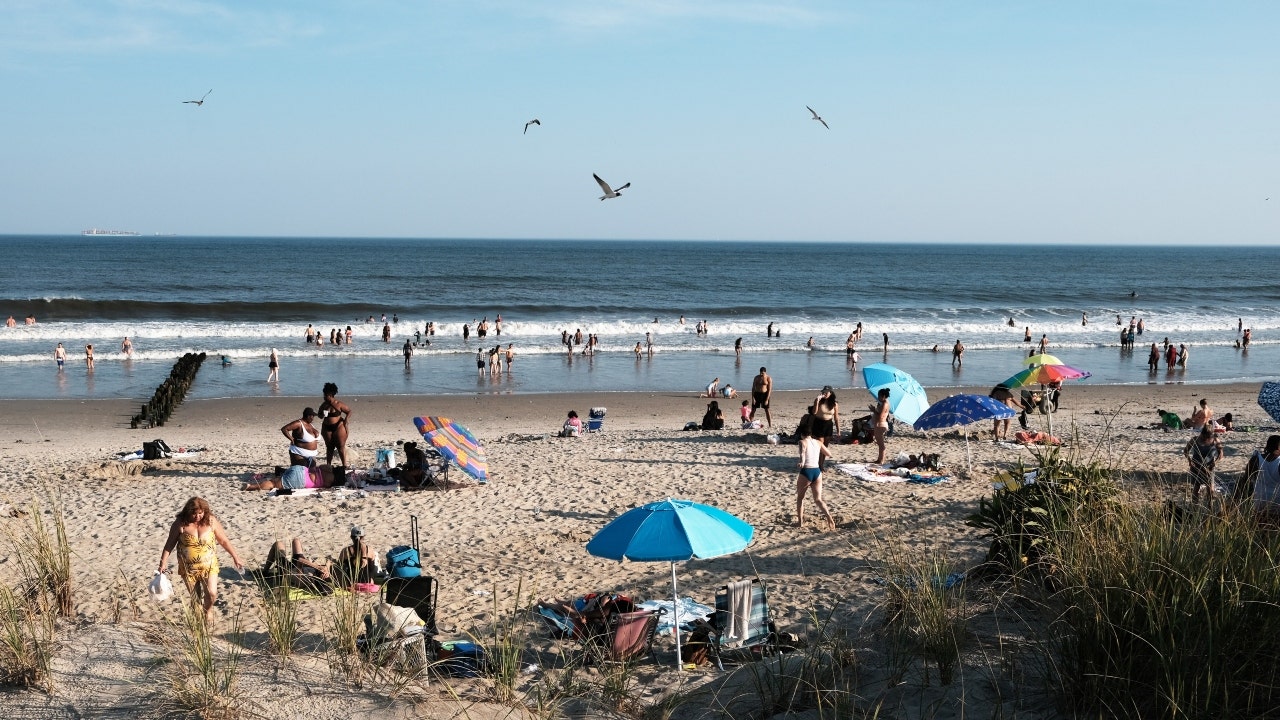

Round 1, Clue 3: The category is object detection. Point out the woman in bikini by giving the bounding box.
[872,388,892,464]
[809,386,840,446]
[157,497,244,622]
[318,382,352,466]
[282,407,321,467]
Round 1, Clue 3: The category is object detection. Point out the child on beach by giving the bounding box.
[796,425,836,530]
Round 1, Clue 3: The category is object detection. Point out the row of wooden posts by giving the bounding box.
[130,352,206,429]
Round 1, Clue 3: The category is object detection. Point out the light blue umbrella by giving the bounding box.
[862,362,930,426]
[587,498,754,668]
[913,394,1017,470]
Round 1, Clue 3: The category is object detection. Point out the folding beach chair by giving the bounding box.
[586,407,607,433]
[535,593,662,664]
[701,577,774,670]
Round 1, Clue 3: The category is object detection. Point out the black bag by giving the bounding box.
[142,439,169,460]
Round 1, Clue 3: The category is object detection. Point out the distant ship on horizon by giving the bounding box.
[82,228,141,236]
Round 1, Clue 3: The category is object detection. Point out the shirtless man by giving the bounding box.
[54,342,66,369]
[4,316,14,327]
[750,367,773,428]
[951,340,965,368]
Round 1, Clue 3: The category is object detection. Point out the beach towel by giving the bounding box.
[116,448,204,461]
[726,579,753,642]
[1014,430,1062,445]
[636,597,715,636]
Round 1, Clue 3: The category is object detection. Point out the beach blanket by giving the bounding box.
[834,463,953,485]
[636,597,715,635]
[265,487,370,499]
[115,448,204,461]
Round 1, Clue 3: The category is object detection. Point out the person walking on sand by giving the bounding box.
[1183,426,1222,505]
[796,425,836,530]
[54,342,66,370]
[750,367,773,428]
[158,497,244,623]
[872,388,892,464]
[267,348,279,382]
[121,336,133,358]
[951,339,964,368]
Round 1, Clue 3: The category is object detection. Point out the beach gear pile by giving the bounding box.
[130,352,207,428]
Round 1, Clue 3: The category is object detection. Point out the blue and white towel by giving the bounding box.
[637,597,715,635]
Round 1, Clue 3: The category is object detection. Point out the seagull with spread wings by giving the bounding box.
[806,105,829,129]
[183,89,212,106]
[593,173,630,201]
[523,118,540,134]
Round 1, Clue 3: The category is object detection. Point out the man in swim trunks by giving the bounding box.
[54,342,66,369]
[751,367,773,428]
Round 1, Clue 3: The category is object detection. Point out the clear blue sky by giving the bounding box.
[1,1,1276,243]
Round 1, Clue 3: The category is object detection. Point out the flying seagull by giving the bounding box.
[593,173,630,201]
[806,105,829,129]
[183,89,212,106]
[523,118,540,134]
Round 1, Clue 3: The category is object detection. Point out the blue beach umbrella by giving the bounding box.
[913,394,1017,471]
[587,498,754,668]
[862,363,930,426]
[1258,382,1280,424]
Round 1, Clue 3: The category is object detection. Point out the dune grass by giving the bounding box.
[153,603,250,719]
[0,494,73,692]
[968,445,1280,719]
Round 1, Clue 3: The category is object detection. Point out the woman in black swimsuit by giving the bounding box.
[318,382,352,466]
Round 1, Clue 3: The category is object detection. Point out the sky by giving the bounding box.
[0,0,1277,244]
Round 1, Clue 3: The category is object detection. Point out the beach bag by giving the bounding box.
[375,448,396,470]
[143,439,172,460]
[387,545,422,579]
[148,571,173,602]
[435,640,489,677]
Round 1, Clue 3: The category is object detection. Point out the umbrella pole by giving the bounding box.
[671,562,683,670]
[965,429,972,472]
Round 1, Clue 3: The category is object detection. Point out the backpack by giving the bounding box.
[143,439,172,460]
[386,545,422,579]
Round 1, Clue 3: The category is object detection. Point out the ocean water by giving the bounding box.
[1,235,1277,401]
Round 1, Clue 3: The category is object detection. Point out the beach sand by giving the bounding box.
[0,383,1272,718]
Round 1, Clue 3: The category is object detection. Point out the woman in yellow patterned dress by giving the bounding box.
[158,497,244,622]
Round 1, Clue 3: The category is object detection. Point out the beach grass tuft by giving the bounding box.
[153,602,250,719]
[256,579,300,662]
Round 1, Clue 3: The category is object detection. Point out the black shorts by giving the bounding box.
[751,392,769,410]
[812,418,834,439]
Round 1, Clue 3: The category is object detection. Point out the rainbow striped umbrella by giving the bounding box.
[413,416,488,483]
[1001,363,1090,389]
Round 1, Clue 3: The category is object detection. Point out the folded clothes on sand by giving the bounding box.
[833,463,952,484]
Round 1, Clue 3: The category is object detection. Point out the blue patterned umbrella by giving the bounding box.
[1258,382,1280,424]
[914,394,1017,470]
